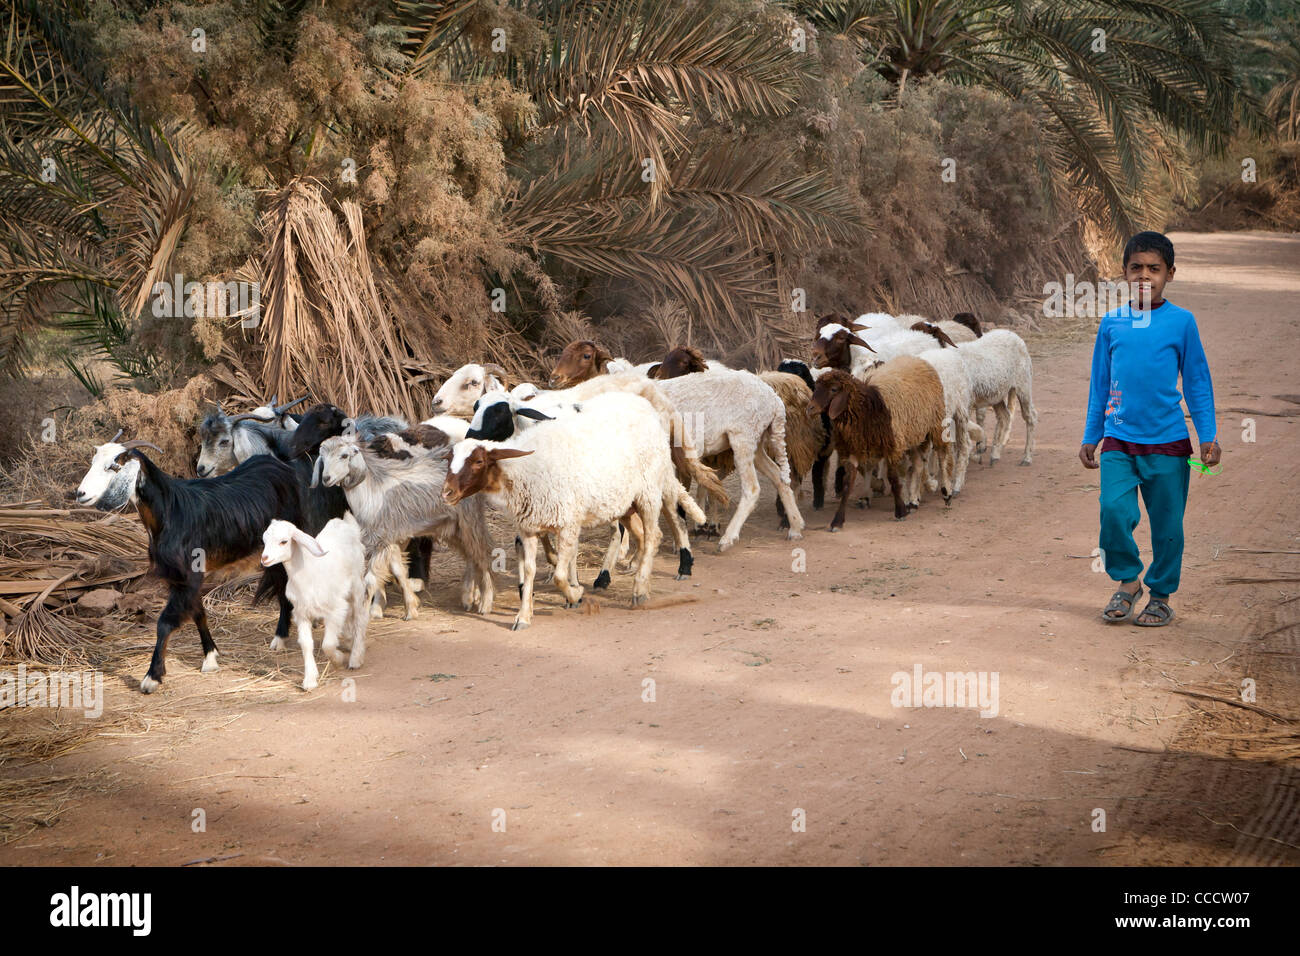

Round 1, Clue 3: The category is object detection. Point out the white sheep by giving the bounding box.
[444,391,707,629]
[951,329,1038,465]
[653,368,804,551]
[429,363,510,417]
[260,514,369,691]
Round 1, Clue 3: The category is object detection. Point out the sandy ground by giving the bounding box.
[3,231,1298,866]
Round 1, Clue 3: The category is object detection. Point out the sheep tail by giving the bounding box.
[766,411,793,487]
[674,481,708,525]
[684,458,727,512]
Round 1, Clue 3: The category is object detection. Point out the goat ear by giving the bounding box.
[291,528,327,558]
[647,363,662,379]
[310,456,324,488]
[846,333,876,353]
[593,345,612,371]
[828,390,851,421]
[488,448,533,462]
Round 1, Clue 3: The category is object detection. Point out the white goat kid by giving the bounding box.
[260,515,368,691]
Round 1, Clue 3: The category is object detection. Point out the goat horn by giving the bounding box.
[481,363,509,380]
[118,439,164,455]
[228,411,272,425]
[268,394,278,406]
[109,428,124,444]
[273,395,307,415]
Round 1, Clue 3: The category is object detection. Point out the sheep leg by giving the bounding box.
[1014,385,1038,465]
[513,533,539,631]
[887,459,907,519]
[621,514,646,571]
[756,447,803,540]
[552,526,584,608]
[989,400,1012,465]
[944,417,963,501]
[717,441,761,553]
[973,404,988,454]
[539,533,559,584]
[829,456,858,532]
[955,413,979,493]
[593,523,623,590]
[906,445,926,510]
[663,492,694,580]
[811,454,828,510]
[631,497,661,606]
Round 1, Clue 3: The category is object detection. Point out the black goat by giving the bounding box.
[75,439,302,693]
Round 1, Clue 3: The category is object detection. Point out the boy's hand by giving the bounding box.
[1079,443,1099,469]
[1201,440,1221,467]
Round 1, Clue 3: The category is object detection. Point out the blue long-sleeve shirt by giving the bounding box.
[1082,300,1217,447]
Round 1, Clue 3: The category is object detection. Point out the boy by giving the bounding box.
[1079,231,1219,626]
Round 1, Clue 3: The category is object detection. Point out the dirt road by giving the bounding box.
[4,231,1298,866]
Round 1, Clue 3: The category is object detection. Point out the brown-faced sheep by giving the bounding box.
[807,359,947,526]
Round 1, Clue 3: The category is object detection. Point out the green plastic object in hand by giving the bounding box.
[1187,457,1222,475]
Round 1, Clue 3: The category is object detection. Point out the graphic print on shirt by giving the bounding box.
[1105,379,1122,426]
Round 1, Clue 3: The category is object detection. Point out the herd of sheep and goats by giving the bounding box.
[72,311,1038,694]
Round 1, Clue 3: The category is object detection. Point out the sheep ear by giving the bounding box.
[846,333,876,353]
[828,390,851,421]
[488,448,533,462]
[291,528,327,557]
[516,407,553,421]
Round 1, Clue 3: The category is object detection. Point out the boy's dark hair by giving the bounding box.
[1123,231,1174,269]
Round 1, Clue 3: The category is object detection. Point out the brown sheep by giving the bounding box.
[807,359,947,526]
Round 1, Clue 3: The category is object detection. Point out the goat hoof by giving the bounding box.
[511,620,530,631]
[828,524,842,533]
[369,607,384,620]
[592,570,611,591]
[348,656,364,670]
[270,637,286,652]
[631,594,647,607]
[717,537,737,553]
[787,530,803,541]
[329,649,347,666]
[302,678,318,692]
[1019,458,1032,466]
[200,652,219,673]
[139,675,161,694]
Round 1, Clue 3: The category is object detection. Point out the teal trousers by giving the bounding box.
[1098,451,1191,599]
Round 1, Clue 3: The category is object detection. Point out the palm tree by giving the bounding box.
[0,0,194,380]
[392,0,865,351]
[795,0,1260,243]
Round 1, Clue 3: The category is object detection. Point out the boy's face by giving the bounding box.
[1124,250,1174,308]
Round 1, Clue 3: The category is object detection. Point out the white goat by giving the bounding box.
[260,514,368,691]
